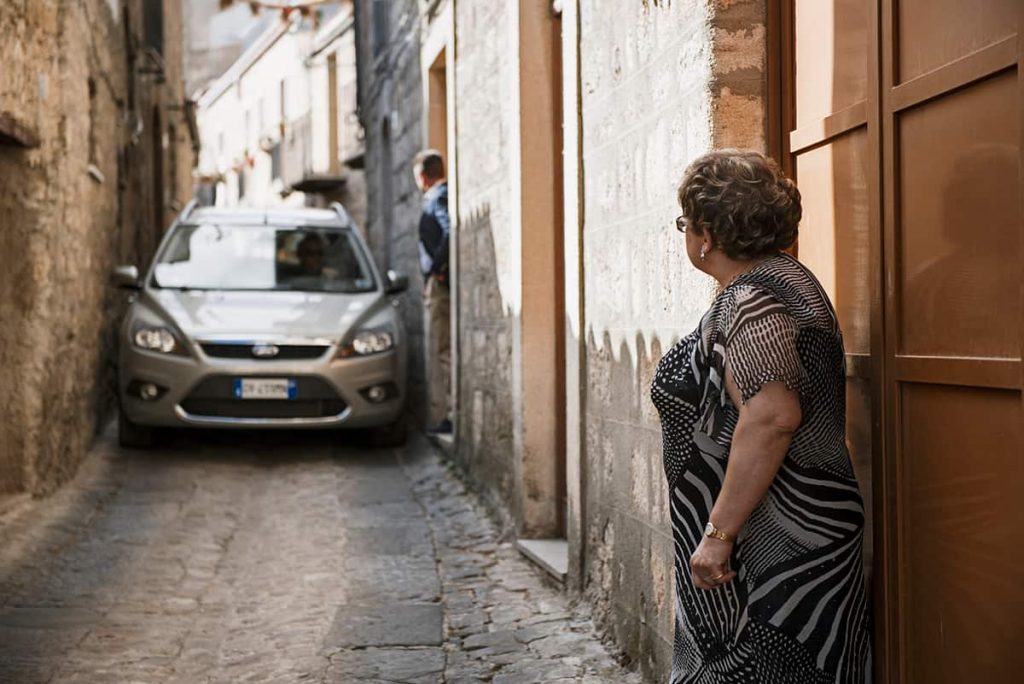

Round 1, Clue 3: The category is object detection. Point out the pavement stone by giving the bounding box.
[0,427,643,683]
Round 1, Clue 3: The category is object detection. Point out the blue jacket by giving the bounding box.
[418,182,450,280]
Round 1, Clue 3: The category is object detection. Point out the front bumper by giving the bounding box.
[119,342,406,429]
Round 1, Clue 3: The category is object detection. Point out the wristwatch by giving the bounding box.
[704,521,735,543]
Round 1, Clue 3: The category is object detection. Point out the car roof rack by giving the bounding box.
[179,198,200,222]
[328,202,352,226]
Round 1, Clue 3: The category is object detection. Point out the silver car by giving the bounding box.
[113,203,409,448]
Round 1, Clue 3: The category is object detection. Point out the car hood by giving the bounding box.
[144,288,385,341]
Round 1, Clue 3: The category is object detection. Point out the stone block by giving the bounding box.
[325,603,443,648]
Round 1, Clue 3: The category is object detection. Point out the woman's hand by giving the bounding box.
[690,536,736,590]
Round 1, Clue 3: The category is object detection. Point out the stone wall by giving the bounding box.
[354,0,439,424]
[451,0,519,520]
[0,0,193,496]
[577,0,767,677]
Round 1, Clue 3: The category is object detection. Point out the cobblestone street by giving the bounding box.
[0,429,642,684]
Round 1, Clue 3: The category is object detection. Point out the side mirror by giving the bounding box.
[112,265,141,290]
[385,270,409,295]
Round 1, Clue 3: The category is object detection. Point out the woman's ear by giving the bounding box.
[701,238,715,260]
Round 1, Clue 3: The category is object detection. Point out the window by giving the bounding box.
[142,0,164,56]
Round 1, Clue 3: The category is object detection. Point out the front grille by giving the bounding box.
[180,375,346,419]
[180,398,346,419]
[200,343,330,360]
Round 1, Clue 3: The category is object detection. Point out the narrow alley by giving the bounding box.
[3,1,1022,681]
[0,433,639,684]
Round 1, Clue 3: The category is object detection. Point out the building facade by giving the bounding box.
[195,4,366,228]
[181,0,272,97]
[355,1,1024,681]
[0,0,195,496]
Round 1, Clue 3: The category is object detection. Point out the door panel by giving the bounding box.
[897,71,1020,359]
[885,2,1023,683]
[846,376,873,573]
[896,0,1017,81]
[901,384,1024,682]
[794,0,869,127]
[786,0,875,594]
[796,130,872,355]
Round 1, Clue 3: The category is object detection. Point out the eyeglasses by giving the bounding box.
[675,215,688,233]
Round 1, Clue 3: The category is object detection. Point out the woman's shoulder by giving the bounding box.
[735,254,839,333]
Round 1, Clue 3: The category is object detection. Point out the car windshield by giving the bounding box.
[151,224,376,293]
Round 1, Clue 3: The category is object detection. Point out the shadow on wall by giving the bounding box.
[582,328,676,679]
[453,204,519,529]
[580,322,877,681]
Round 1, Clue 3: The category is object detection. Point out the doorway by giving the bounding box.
[425,47,456,441]
[515,0,568,572]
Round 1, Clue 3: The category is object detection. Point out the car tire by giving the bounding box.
[368,415,408,448]
[118,409,155,449]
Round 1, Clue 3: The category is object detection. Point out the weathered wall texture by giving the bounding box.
[0,0,193,496]
[577,0,767,678]
[451,0,520,520]
[354,0,431,422]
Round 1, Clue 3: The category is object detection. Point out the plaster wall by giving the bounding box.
[576,0,768,677]
[309,9,367,227]
[197,23,310,207]
[450,0,521,521]
[196,10,365,221]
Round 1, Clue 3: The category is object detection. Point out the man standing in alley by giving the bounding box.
[413,149,452,435]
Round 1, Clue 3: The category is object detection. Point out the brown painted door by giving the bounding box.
[778,1,1024,682]
[881,2,1023,682]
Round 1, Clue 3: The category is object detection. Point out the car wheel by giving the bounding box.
[368,415,408,448]
[118,409,155,449]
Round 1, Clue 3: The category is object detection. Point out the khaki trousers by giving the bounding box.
[423,276,451,425]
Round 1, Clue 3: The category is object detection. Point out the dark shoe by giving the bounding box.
[426,419,453,436]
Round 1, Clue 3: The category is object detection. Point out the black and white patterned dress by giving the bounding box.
[651,253,871,683]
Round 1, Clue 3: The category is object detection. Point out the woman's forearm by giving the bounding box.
[710,377,802,538]
[710,415,793,537]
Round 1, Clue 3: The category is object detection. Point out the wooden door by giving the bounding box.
[881,1,1023,682]
[777,1,1024,681]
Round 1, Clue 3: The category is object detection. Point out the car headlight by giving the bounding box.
[132,324,188,356]
[337,328,395,358]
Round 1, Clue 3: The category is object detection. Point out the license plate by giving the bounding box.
[233,378,297,400]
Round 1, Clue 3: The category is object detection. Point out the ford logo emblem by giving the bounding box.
[252,344,280,358]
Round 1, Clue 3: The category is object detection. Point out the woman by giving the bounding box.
[651,150,871,683]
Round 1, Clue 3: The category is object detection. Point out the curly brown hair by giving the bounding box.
[677,150,801,260]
